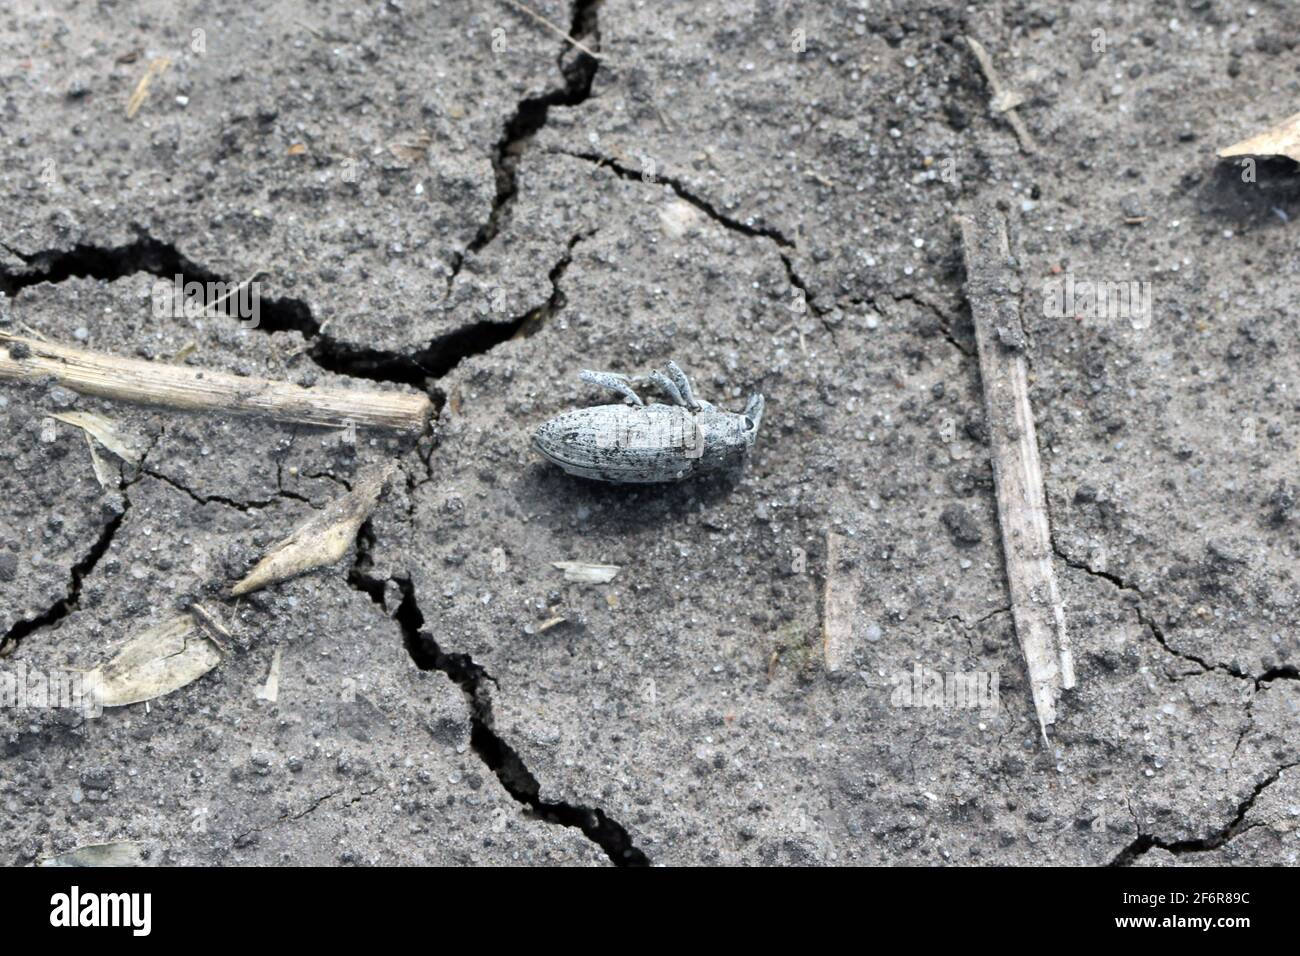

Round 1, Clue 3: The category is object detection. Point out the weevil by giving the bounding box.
[533,361,764,483]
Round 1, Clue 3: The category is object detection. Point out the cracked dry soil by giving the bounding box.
[2,1,1300,867]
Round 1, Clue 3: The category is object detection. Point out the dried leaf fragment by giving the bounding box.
[231,463,396,596]
[1218,112,1300,163]
[83,614,224,708]
[83,435,116,489]
[38,842,147,867]
[958,207,1074,741]
[552,560,621,584]
[52,410,147,464]
[387,132,433,166]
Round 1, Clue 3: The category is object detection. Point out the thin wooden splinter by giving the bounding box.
[0,331,432,433]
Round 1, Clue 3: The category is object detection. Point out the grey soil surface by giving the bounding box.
[2,1,1299,866]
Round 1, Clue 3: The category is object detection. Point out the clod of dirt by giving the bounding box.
[941,503,984,547]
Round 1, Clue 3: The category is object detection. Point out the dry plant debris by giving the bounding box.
[1218,112,1300,163]
[821,532,855,673]
[38,842,147,867]
[552,560,621,584]
[958,205,1074,739]
[231,464,397,596]
[125,56,171,119]
[83,612,226,708]
[0,331,433,433]
[963,36,1037,154]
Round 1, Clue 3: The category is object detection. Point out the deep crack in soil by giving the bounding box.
[0,221,595,396]
[347,524,649,866]
[466,0,601,256]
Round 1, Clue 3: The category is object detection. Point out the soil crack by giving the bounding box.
[144,468,311,511]
[347,527,648,866]
[875,291,973,357]
[1109,761,1300,865]
[0,0,606,396]
[233,785,380,848]
[0,226,590,393]
[559,149,795,249]
[1051,537,1289,684]
[0,498,126,656]
[465,0,602,257]
[555,149,835,326]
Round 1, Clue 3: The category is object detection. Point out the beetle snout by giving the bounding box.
[743,393,765,436]
[531,418,569,463]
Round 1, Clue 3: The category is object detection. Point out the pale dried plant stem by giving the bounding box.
[125,56,171,119]
[963,36,1037,154]
[958,205,1073,741]
[0,331,432,433]
[202,267,266,316]
[821,531,854,673]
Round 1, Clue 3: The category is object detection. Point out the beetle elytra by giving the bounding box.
[533,361,764,483]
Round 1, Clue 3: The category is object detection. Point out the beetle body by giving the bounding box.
[533,362,763,484]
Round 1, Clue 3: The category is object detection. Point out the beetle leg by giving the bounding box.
[580,369,644,406]
[649,370,686,407]
[664,361,702,411]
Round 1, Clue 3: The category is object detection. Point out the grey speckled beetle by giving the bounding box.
[533,361,764,483]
